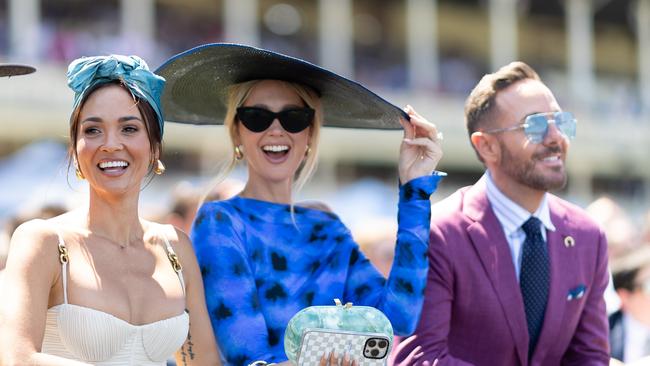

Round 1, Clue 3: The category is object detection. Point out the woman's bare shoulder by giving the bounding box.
[6,217,69,274]
[145,221,193,253]
[11,218,61,248]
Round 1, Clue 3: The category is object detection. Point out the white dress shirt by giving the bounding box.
[623,313,650,363]
[484,172,556,281]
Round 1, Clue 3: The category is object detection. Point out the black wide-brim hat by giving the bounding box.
[155,43,406,129]
[0,64,36,77]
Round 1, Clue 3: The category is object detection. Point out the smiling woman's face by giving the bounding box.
[235,79,312,187]
[75,84,152,197]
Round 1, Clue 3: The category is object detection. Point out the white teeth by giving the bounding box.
[543,156,560,162]
[262,145,289,152]
[98,161,129,169]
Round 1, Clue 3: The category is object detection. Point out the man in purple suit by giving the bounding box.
[391,62,610,366]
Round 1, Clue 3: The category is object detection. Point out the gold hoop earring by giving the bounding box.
[234,145,244,160]
[153,159,166,175]
[305,145,312,157]
[74,162,85,180]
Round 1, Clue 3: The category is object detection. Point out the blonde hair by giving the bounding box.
[203,79,322,203]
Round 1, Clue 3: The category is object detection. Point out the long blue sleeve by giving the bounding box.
[343,174,441,335]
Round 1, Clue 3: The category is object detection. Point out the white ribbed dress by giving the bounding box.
[41,229,190,365]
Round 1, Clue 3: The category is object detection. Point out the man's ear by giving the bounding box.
[616,289,631,310]
[471,131,500,165]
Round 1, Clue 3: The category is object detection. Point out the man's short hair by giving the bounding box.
[464,61,541,137]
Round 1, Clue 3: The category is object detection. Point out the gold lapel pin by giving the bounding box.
[564,236,575,248]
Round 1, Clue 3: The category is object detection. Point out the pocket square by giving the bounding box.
[567,285,587,301]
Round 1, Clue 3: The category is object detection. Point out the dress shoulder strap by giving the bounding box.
[54,230,69,304]
[160,226,186,295]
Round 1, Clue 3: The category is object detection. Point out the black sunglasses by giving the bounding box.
[236,107,314,133]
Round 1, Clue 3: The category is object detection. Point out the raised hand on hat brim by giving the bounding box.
[398,105,443,184]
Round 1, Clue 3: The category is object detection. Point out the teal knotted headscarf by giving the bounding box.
[67,55,166,135]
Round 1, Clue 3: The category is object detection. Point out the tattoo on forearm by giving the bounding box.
[180,333,196,364]
[181,345,188,365]
[181,313,196,365]
[186,332,195,359]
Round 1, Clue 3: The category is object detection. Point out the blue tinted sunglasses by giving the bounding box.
[483,111,577,144]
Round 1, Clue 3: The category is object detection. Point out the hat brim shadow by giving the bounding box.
[155,43,406,130]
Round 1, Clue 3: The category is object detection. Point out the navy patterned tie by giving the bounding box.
[519,216,549,359]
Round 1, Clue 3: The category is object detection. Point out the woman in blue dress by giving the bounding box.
[157,44,445,366]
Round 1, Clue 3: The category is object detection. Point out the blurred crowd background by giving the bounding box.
[1,0,650,359]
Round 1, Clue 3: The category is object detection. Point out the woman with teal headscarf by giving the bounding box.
[0,55,221,365]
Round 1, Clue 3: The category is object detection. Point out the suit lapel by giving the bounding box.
[463,177,529,365]
[532,198,577,361]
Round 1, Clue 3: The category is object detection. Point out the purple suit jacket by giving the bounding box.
[391,177,610,366]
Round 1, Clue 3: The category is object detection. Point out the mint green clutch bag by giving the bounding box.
[284,299,394,363]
